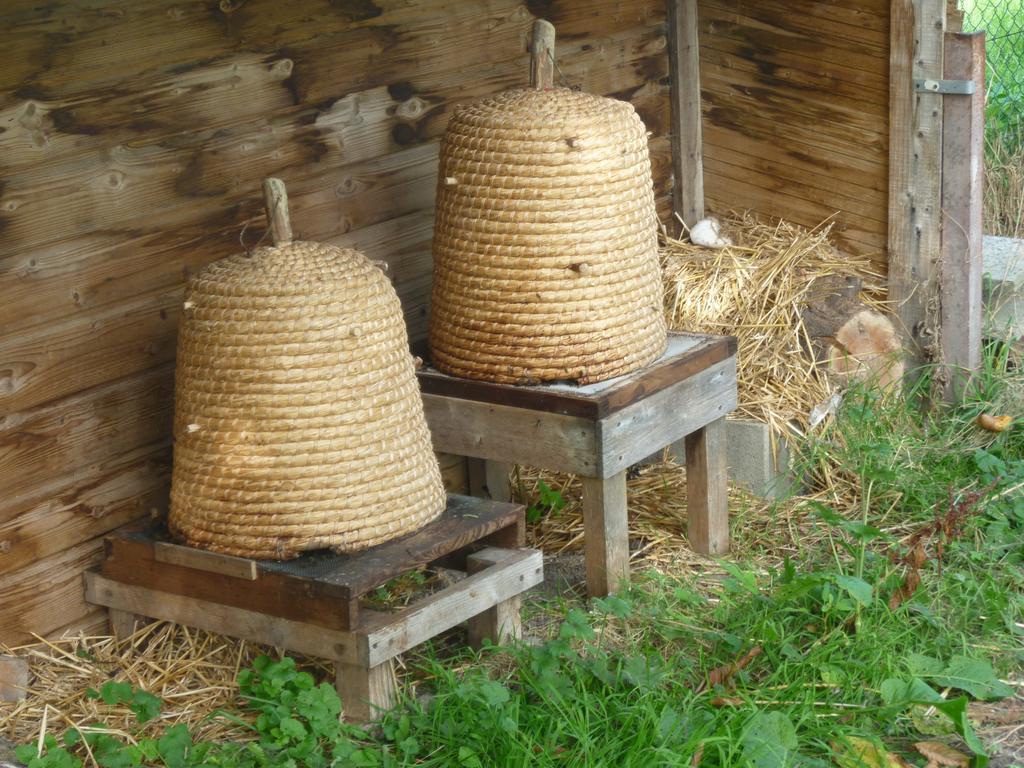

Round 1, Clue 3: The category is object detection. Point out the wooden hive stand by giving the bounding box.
[85,495,541,722]
[418,332,737,598]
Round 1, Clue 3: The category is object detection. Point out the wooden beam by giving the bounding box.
[582,472,630,598]
[667,0,705,227]
[940,32,985,401]
[684,417,729,555]
[361,548,542,666]
[888,0,947,378]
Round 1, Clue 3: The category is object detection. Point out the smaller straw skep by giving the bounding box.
[429,87,667,385]
[169,181,445,559]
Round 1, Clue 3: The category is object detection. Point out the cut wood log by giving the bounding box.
[802,275,904,389]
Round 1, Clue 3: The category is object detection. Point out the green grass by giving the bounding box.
[16,346,1024,767]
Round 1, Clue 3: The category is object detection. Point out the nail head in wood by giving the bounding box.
[262,177,293,246]
[530,19,556,90]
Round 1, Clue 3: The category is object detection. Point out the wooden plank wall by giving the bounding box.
[696,0,891,269]
[0,0,672,644]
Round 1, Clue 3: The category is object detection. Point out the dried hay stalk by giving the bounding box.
[662,212,888,435]
[0,623,329,747]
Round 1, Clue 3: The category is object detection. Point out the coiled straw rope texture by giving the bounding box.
[429,87,667,384]
[169,242,445,559]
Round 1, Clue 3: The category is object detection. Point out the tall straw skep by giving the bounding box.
[429,87,667,384]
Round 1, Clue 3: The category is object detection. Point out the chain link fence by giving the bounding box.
[961,0,1024,142]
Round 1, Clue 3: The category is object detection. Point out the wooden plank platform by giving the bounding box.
[416,332,739,598]
[416,332,736,418]
[86,494,540,722]
[101,494,523,632]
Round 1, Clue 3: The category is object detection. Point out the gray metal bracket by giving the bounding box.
[914,78,976,95]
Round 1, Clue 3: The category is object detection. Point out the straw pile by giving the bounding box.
[661,212,888,436]
[0,623,295,746]
[516,460,798,567]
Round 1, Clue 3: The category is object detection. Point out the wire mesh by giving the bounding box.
[961,0,1024,140]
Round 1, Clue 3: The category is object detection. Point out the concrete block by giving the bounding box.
[656,418,797,500]
[0,655,28,702]
[982,235,1024,339]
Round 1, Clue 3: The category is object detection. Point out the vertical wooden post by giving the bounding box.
[684,418,729,555]
[466,549,523,648]
[484,460,513,503]
[466,457,487,497]
[582,472,629,597]
[108,609,142,640]
[940,32,985,401]
[336,659,397,723]
[888,0,947,379]
[667,0,705,228]
[530,19,556,90]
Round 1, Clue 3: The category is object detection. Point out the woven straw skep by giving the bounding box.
[429,87,668,384]
[170,230,445,559]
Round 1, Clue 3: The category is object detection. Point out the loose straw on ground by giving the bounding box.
[662,212,887,436]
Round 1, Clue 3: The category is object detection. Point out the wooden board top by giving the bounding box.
[107,494,523,607]
[416,332,737,419]
[257,494,522,598]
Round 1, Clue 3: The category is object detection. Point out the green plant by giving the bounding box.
[526,479,566,524]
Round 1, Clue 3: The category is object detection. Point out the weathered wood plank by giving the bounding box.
[101,534,359,631]
[421,397,600,476]
[418,334,734,419]
[336,659,398,723]
[0,655,29,702]
[258,495,524,599]
[700,0,889,53]
[0,539,105,644]
[699,65,888,148]
[684,417,729,555]
[0,365,173,503]
[599,357,738,476]
[696,24,890,91]
[701,124,887,194]
[704,176,888,257]
[939,32,985,400]
[668,0,705,226]
[362,548,543,667]
[700,98,887,179]
[0,289,181,414]
[702,154,888,224]
[466,548,524,648]
[582,473,630,598]
[889,0,947,371]
[0,446,169,576]
[698,39,890,107]
[85,572,362,663]
[154,541,258,581]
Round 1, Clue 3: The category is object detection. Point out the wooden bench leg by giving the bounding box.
[466,550,523,648]
[684,417,729,555]
[468,458,513,502]
[582,471,629,598]
[484,461,513,502]
[108,609,142,640]
[336,659,397,723]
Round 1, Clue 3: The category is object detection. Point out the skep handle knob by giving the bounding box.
[262,177,293,246]
[530,19,556,89]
